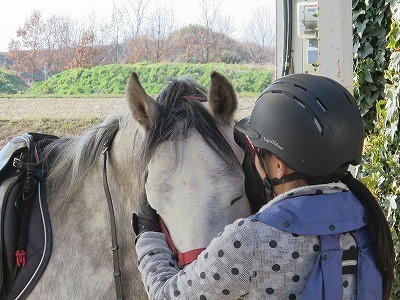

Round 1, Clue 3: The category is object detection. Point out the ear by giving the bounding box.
[275,157,296,180]
[208,71,238,124]
[126,72,158,131]
[275,159,286,180]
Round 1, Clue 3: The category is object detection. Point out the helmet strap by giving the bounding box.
[255,151,274,199]
[262,172,304,198]
[261,177,274,199]
[255,150,303,198]
[268,172,304,186]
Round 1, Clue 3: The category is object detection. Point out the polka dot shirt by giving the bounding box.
[136,184,357,299]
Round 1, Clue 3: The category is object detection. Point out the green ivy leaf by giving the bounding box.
[389,51,400,71]
[364,69,374,82]
[385,90,398,121]
[361,42,375,58]
[356,19,369,37]
[388,35,397,48]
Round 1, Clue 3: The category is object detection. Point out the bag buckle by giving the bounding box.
[13,157,23,170]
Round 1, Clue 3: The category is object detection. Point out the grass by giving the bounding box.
[0,69,29,94]
[0,93,123,98]
[0,118,102,148]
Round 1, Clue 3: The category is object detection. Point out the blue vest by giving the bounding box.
[252,190,382,299]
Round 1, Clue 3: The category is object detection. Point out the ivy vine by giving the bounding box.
[353,0,400,297]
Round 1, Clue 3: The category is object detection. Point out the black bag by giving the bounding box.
[0,133,58,298]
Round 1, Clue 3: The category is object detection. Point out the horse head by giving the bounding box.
[127,71,262,257]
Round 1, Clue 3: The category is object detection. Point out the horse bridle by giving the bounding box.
[102,131,124,300]
[159,218,206,268]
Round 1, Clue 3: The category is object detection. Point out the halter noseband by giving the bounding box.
[160,218,206,268]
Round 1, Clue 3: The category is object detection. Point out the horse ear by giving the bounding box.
[126,72,158,131]
[208,71,238,124]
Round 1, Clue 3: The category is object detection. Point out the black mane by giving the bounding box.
[141,77,239,168]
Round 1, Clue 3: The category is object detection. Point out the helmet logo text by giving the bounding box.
[263,137,283,150]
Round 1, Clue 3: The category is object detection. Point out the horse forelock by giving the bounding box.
[43,114,123,204]
[140,77,239,170]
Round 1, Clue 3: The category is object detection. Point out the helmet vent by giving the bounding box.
[293,96,306,108]
[316,99,327,113]
[269,90,282,94]
[294,84,308,92]
[314,117,323,135]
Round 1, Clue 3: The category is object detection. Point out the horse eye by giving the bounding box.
[230,196,242,205]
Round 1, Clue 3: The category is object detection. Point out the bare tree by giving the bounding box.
[145,4,177,62]
[65,12,103,69]
[79,10,102,45]
[7,11,45,82]
[42,15,77,77]
[67,31,99,69]
[126,35,152,63]
[109,4,126,62]
[197,0,232,62]
[244,5,276,63]
[124,0,150,37]
[199,0,231,34]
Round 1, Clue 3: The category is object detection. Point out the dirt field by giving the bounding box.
[0,97,256,148]
[1,98,129,120]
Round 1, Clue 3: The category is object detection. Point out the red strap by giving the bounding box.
[160,217,205,268]
[178,248,206,268]
[15,250,26,267]
[244,135,256,156]
[160,217,178,257]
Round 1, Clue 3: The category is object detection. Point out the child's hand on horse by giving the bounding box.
[132,191,161,237]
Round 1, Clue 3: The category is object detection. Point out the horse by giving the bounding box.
[12,71,264,299]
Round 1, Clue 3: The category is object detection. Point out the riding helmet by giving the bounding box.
[235,73,365,177]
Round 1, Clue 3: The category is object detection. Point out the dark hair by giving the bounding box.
[341,173,395,300]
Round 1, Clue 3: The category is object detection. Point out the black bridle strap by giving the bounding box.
[268,172,304,186]
[102,134,123,300]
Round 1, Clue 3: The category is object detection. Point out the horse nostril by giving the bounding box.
[230,196,242,205]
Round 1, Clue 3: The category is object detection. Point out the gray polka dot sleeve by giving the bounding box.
[136,219,255,299]
[135,217,357,299]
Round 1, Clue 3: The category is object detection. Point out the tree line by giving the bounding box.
[0,0,276,83]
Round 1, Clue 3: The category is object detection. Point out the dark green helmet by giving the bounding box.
[235,74,364,177]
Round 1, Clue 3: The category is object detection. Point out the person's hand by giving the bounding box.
[132,191,161,237]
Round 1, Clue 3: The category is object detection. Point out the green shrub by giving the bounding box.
[0,69,29,94]
[29,63,274,96]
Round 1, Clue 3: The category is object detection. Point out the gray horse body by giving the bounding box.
[22,72,258,299]
[27,116,147,299]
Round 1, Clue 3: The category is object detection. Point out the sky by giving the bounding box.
[1,0,276,52]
